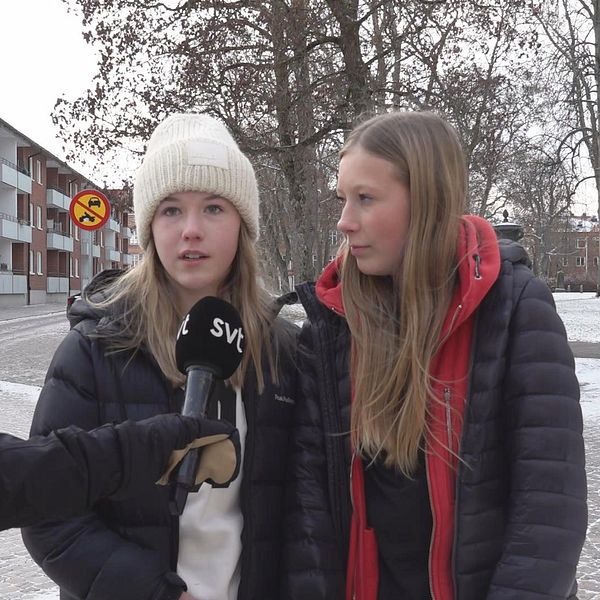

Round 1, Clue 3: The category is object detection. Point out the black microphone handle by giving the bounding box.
[170,367,216,516]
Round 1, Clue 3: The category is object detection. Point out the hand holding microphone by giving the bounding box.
[168,296,246,515]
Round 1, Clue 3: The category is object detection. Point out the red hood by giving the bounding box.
[315,215,500,333]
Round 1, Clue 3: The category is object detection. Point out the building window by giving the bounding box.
[594,257,599,267]
[75,258,79,277]
[28,157,42,183]
[562,257,568,267]
[29,159,43,185]
[36,206,42,230]
[36,251,43,275]
[69,181,78,197]
[29,202,34,226]
[29,251,34,274]
[329,230,339,245]
[576,238,586,248]
[74,224,79,241]
[576,256,585,267]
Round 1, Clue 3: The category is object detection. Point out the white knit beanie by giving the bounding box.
[133,113,259,249]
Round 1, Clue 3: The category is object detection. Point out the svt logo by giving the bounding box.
[210,317,244,353]
[177,314,244,354]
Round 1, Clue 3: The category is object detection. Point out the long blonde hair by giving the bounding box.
[340,111,467,474]
[89,223,277,391]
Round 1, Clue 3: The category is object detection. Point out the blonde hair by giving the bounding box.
[339,111,467,474]
[89,223,277,391]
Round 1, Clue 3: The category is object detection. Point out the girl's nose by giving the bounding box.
[181,212,205,240]
[337,202,358,234]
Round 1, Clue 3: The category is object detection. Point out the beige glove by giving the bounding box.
[157,427,240,487]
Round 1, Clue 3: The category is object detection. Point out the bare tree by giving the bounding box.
[533,0,600,294]
[55,0,548,288]
[504,144,577,279]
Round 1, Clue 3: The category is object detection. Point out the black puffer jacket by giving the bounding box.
[283,239,587,600]
[22,275,299,600]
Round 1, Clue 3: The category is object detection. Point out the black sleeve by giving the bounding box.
[0,414,203,530]
[487,275,587,599]
[282,320,345,599]
[21,328,187,600]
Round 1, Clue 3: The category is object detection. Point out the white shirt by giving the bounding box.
[177,387,247,600]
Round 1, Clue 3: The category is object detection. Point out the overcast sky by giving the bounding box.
[0,0,96,174]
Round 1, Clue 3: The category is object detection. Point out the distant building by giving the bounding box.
[0,117,131,308]
[545,213,599,291]
[126,213,143,268]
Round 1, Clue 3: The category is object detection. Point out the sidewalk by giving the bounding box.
[0,304,64,322]
[570,341,600,359]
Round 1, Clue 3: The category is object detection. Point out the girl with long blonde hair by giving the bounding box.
[23,113,298,600]
[284,111,586,600]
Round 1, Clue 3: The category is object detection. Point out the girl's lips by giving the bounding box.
[179,254,209,265]
[350,245,369,256]
[179,251,209,259]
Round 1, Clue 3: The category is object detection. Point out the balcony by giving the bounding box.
[47,275,69,293]
[92,244,101,258]
[46,187,70,211]
[0,270,27,294]
[121,226,132,238]
[0,157,32,194]
[122,253,132,266]
[0,213,32,242]
[105,218,119,233]
[80,241,91,255]
[47,228,74,252]
[108,248,120,262]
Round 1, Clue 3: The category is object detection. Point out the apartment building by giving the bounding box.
[545,213,600,291]
[0,117,131,308]
[126,212,143,268]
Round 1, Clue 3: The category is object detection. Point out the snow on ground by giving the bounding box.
[0,380,41,406]
[553,292,600,342]
[578,358,600,421]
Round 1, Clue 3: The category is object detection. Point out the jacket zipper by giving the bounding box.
[350,453,356,600]
[426,449,437,600]
[444,387,453,455]
[474,254,482,280]
[238,373,256,600]
[426,386,454,600]
[349,453,356,511]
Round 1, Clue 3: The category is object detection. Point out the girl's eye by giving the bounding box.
[161,205,180,216]
[205,204,224,214]
[358,194,373,204]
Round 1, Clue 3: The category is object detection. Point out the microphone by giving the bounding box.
[170,296,245,515]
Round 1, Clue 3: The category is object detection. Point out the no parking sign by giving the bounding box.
[69,190,111,231]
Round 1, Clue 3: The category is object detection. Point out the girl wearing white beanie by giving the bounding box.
[23,113,298,600]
